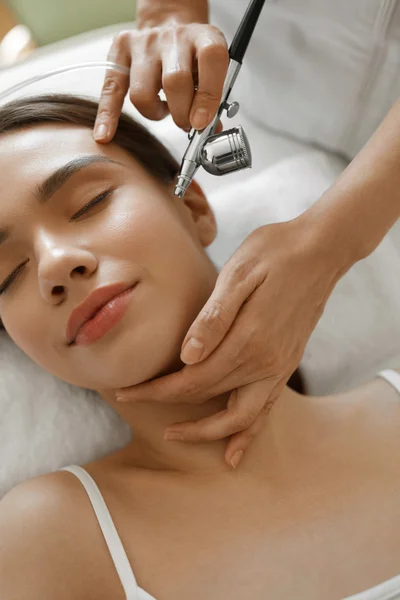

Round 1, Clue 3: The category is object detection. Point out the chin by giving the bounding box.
[77,333,185,391]
[63,295,197,390]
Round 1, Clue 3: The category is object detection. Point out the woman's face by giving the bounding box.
[0,123,218,391]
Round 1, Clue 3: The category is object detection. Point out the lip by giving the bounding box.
[66,282,137,345]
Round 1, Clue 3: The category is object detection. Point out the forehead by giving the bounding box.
[0,123,143,188]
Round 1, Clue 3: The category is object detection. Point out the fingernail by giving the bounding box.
[181,337,204,364]
[164,431,184,441]
[116,396,134,403]
[191,108,209,130]
[94,123,107,139]
[230,449,244,469]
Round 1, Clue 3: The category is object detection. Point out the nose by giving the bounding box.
[37,238,97,303]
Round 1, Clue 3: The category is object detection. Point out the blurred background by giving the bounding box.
[0,0,137,66]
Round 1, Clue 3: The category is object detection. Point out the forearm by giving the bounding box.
[305,98,400,270]
[136,0,209,28]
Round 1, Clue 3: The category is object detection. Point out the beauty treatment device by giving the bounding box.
[174,0,266,198]
[0,0,265,198]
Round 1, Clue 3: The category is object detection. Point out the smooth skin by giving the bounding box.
[2,122,400,600]
[93,0,400,469]
[3,374,400,599]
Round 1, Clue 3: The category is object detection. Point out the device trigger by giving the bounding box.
[224,101,240,118]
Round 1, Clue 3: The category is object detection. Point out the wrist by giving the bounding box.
[295,199,359,281]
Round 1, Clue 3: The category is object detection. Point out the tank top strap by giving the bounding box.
[377,369,400,396]
[60,464,139,600]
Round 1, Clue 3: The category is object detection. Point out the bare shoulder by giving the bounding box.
[0,470,101,600]
[333,367,400,462]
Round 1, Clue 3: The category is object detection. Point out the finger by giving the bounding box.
[226,412,265,468]
[161,40,195,131]
[183,118,223,134]
[163,379,275,442]
[189,29,229,130]
[94,31,131,143]
[115,364,215,404]
[116,323,259,404]
[128,39,169,121]
[224,379,283,468]
[116,349,243,404]
[180,255,265,365]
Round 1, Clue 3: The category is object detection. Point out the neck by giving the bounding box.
[100,384,307,478]
[101,387,235,475]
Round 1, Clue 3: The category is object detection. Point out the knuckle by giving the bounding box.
[198,300,228,333]
[95,107,113,122]
[128,86,154,108]
[181,375,203,399]
[227,258,256,285]
[199,39,229,61]
[162,68,192,90]
[207,24,228,44]
[160,23,174,36]
[212,40,230,60]
[196,88,221,104]
[234,409,258,431]
[101,76,124,96]
[174,23,189,37]
[112,29,132,48]
[159,23,180,42]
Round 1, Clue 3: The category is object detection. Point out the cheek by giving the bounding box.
[102,192,217,331]
[0,192,217,390]
[111,192,204,283]
[141,220,216,341]
[5,320,80,387]
[102,192,177,259]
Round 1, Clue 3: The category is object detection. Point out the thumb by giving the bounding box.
[180,259,261,365]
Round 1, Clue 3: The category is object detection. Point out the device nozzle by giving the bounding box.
[174,183,186,198]
[174,162,199,198]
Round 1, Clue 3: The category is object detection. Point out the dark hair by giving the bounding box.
[0,93,181,330]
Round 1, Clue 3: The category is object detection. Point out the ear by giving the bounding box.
[170,178,217,247]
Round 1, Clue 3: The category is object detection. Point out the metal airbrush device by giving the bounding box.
[174,0,266,198]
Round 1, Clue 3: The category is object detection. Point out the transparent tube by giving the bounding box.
[0,61,130,103]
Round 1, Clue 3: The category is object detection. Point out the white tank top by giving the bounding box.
[208,0,400,160]
[60,369,400,600]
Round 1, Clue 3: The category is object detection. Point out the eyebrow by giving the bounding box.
[0,155,123,246]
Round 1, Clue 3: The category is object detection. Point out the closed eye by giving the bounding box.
[0,188,115,296]
[70,187,115,221]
